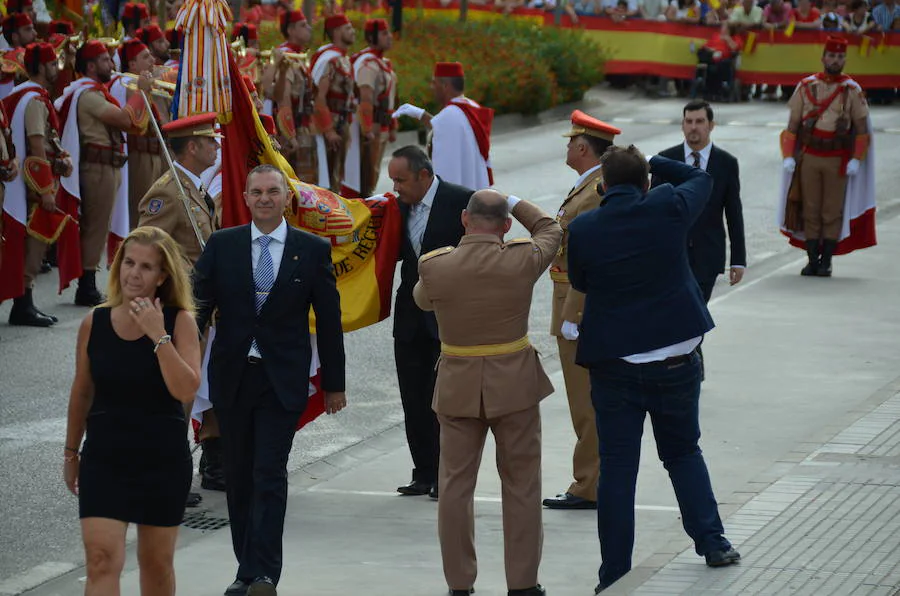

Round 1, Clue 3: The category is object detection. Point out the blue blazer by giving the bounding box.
[567,156,716,365]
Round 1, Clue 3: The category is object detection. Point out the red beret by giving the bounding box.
[118,38,149,66]
[137,25,165,44]
[365,18,388,34]
[122,2,149,20]
[433,62,464,78]
[3,13,33,34]
[242,74,257,93]
[324,14,350,31]
[162,112,222,138]
[280,9,307,29]
[78,39,109,62]
[260,114,276,136]
[562,109,621,142]
[231,22,258,41]
[24,42,56,67]
[824,36,848,54]
[49,19,75,34]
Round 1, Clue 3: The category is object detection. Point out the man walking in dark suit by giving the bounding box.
[653,101,746,302]
[568,147,740,594]
[193,165,346,596]
[386,145,473,499]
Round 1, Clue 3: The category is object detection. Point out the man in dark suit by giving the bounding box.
[386,145,473,499]
[568,147,740,594]
[193,165,346,596]
[652,100,746,302]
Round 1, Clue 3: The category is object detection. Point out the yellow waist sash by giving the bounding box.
[441,336,531,357]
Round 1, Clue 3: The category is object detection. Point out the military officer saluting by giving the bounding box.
[543,110,620,511]
[138,112,220,266]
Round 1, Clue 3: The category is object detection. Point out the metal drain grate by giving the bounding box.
[182,512,230,531]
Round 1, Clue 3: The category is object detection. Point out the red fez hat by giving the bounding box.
[231,22,258,41]
[165,28,183,47]
[47,33,67,49]
[118,38,149,65]
[324,14,350,31]
[562,109,621,142]
[162,112,222,138]
[7,0,34,11]
[242,74,257,93]
[78,39,108,62]
[434,62,464,78]
[137,25,165,44]
[824,36,848,53]
[3,13,33,34]
[24,42,56,67]
[260,114,276,136]
[122,2,149,20]
[49,19,75,34]
[364,18,388,34]
[280,9,307,30]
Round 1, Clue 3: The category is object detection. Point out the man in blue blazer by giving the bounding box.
[568,147,740,594]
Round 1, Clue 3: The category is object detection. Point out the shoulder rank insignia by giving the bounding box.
[505,238,532,247]
[147,198,163,214]
[419,246,453,262]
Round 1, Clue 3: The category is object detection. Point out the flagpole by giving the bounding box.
[139,90,207,251]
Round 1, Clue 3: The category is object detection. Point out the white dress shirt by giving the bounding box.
[174,161,204,193]
[408,176,439,256]
[248,218,288,358]
[683,141,713,171]
[573,163,603,193]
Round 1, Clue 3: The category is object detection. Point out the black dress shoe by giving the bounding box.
[449,589,474,595]
[247,576,276,596]
[542,492,596,510]
[397,480,433,496]
[224,579,250,596]
[594,584,607,594]
[429,484,439,500]
[186,491,203,507]
[705,547,741,567]
[509,585,545,596]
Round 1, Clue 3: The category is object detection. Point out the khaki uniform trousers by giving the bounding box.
[438,406,543,591]
[79,162,121,270]
[800,153,848,241]
[323,124,350,194]
[128,150,166,231]
[557,337,599,501]
[359,132,388,198]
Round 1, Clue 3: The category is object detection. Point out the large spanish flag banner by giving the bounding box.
[403,1,900,88]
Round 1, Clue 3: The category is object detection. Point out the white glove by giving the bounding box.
[392,103,425,120]
[845,158,860,177]
[561,320,579,341]
[783,157,796,173]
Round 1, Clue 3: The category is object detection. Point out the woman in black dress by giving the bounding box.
[63,226,201,595]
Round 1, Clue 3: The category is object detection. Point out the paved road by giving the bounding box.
[1,86,898,591]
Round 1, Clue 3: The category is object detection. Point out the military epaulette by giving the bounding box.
[419,246,453,262]
[505,238,532,247]
[157,170,174,185]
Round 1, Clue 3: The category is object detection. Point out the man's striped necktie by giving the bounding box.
[250,235,274,354]
[409,203,428,256]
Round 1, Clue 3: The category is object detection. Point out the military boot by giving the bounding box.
[9,289,56,327]
[74,270,105,307]
[200,437,227,491]
[800,239,820,276]
[817,239,837,277]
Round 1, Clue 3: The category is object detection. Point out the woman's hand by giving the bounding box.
[129,297,167,343]
[64,455,79,495]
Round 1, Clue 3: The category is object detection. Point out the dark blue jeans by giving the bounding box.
[589,352,730,589]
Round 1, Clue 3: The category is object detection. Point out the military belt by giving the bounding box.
[441,336,530,358]
[549,270,569,283]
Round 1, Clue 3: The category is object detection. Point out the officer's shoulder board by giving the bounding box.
[505,238,534,249]
[418,246,454,263]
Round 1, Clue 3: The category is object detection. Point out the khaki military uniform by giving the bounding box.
[270,57,318,184]
[550,168,604,502]
[788,76,869,241]
[413,200,562,592]
[137,166,216,266]
[355,52,396,197]
[127,132,166,231]
[318,54,354,193]
[22,99,59,288]
[77,90,125,270]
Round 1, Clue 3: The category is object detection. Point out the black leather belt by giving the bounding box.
[660,353,693,367]
[247,355,262,364]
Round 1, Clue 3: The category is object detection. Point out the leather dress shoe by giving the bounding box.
[397,480,433,496]
[705,547,741,567]
[594,584,606,594]
[509,585,545,596]
[429,484,439,500]
[542,492,596,510]
[247,576,276,595]
[224,579,250,596]
[186,491,203,507]
[449,589,474,595]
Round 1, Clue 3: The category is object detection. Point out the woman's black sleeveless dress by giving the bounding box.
[78,306,192,526]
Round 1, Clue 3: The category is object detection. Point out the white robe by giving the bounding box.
[431,97,491,191]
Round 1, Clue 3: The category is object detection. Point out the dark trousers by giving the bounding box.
[394,332,441,484]
[218,361,302,584]
[589,353,730,589]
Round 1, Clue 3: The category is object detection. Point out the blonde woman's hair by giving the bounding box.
[103,226,195,314]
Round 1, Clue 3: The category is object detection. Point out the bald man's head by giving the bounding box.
[462,190,512,236]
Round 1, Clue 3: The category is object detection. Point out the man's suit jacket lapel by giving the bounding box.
[421,178,450,252]
[398,200,416,260]
[236,225,256,313]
